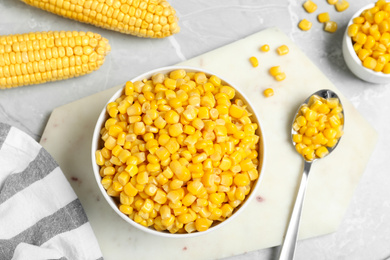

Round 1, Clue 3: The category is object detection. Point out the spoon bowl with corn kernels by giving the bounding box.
[277,89,344,260]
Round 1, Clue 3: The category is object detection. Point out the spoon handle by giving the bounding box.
[278,161,312,260]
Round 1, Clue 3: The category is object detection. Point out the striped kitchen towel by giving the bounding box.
[0,122,103,260]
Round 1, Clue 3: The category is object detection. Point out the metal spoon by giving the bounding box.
[277,89,344,260]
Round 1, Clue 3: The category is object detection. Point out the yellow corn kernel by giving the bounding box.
[170,69,186,80]
[305,109,317,121]
[357,49,370,61]
[318,12,330,23]
[192,153,208,164]
[355,32,367,45]
[170,179,184,190]
[234,173,251,187]
[324,21,338,33]
[164,110,179,124]
[298,19,312,31]
[182,106,198,121]
[133,122,146,135]
[197,107,209,120]
[260,44,270,52]
[303,0,317,13]
[335,0,349,12]
[95,150,105,166]
[101,176,113,189]
[104,136,117,150]
[220,86,235,99]
[296,115,307,127]
[363,57,377,70]
[119,204,133,215]
[292,134,303,143]
[383,63,390,73]
[263,88,274,97]
[168,98,182,109]
[127,102,142,116]
[277,45,289,55]
[195,217,212,232]
[192,118,205,130]
[229,104,245,118]
[249,56,259,67]
[353,17,365,24]
[295,143,306,154]
[315,146,329,158]
[269,66,281,76]
[168,123,183,137]
[209,192,225,207]
[240,158,254,171]
[219,157,232,171]
[187,180,204,195]
[275,72,286,81]
[182,193,197,207]
[221,204,233,218]
[192,72,206,84]
[347,24,359,37]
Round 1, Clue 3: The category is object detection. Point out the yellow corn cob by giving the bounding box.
[0,31,110,89]
[21,0,180,39]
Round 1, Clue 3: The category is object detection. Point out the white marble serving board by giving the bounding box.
[40,27,377,260]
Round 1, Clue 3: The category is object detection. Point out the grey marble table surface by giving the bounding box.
[0,0,389,259]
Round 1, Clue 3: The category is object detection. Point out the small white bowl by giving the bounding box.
[342,3,390,84]
[91,65,266,238]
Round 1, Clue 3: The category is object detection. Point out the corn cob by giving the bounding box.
[20,0,180,39]
[0,31,110,89]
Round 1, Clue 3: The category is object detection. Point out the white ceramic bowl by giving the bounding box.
[342,3,390,84]
[91,65,266,238]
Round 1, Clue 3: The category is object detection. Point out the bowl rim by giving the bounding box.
[91,65,267,238]
[344,2,390,79]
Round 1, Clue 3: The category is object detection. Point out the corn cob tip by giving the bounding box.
[0,31,110,89]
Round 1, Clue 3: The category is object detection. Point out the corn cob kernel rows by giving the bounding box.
[348,0,390,73]
[21,0,180,39]
[0,31,110,89]
[292,95,344,161]
[95,69,261,233]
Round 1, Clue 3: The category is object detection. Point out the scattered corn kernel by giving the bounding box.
[298,19,312,31]
[95,69,262,234]
[277,45,289,55]
[335,0,349,12]
[303,0,317,13]
[324,21,338,33]
[318,12,330,23]
[263,88,274,97]
[260,44,270,52]
[269,66,286,81]
[249,56,259,67]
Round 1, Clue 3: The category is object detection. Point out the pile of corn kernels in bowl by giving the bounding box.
[95,69,262,234]
[348,0,390,73]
